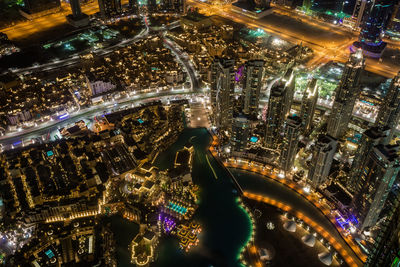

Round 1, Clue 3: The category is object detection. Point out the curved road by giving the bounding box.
[0,90,195,150]
[0,19,200,151]
[6,19,181,76]
[230,168,363,266]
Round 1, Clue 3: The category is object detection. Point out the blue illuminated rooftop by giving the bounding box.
[250,136,258,143]
[45,249,55,258]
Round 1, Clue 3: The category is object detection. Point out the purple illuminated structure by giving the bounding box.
[58,113,69,120]
[235,65,244,82]
[158,213,176,233]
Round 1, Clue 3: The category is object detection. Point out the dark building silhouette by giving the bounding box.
[67,0,90,27]
[352,0,394,57]
[99,0,122,19]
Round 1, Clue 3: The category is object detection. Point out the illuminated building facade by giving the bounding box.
[365,193,400,267]
[280,115,301,172]
[352,0,371,29]
[282,66,295,118]
[242,60,264,119]
[352,144,400,230]
[327,50,365,139]
[264,80,286,149]
[210,57,235,133]
[348,127,388,194]
[375,72,400,144]
[231,115,250,152]
[300,77,318,134]
[307,134,337,188]
[353,0,393,57]
[98,0,122,19]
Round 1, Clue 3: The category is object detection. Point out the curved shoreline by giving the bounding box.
[205,132,256,266]
[229,164,365,267]
[205,130,364,266]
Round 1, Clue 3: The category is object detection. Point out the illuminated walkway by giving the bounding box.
[244,192,358,267]
[226,163,365,267]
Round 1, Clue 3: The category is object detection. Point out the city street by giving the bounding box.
[187,0,400,78]
[0,1,129,40]
[0,89,196,151]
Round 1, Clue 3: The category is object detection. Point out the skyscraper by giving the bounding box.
[98,0,122,19]
[388,1,400,32]
[375,72,400,144]
[352,144,400,230]
[352,0,371,29]
[70,0,82,17]
[242,60,264,119]
[282,66,296,118]
[307,134,337,188]
[280,115,302,172]
[264,81,286,149]
[231,115,250,152]
[300,77,318,134]
[210,57,235,133]
[67,0,90,27]
[353,0,393,57]
[327,50,365,139]
[348,127,389,194]
[365,191,400,267]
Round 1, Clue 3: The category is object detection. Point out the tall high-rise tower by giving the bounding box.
[282,67,296,118]
[348,127,389,194]
[98,0,122,18]
[67,0,89,27]
[280,115,302,172]
[300,77,318,134]
[327,50,365,139]
[352,144,400,230]
[70,0,82,17]
[264,81,286,149]
[365,192,400,267]
[388,0,400,32]
[210,57,235,133]
[307,134,337,188]
[242,60,264,119]
[231,115,250,152]
[353,0,371,29]
[375,72,400,144]
[353,0,393,57]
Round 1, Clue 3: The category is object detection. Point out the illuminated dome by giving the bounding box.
[318,252,333,266]
[302,234,316,247]
[283,221,296,232]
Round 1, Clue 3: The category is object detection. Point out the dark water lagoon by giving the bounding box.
[112,128,252,267]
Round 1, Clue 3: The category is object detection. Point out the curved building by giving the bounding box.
[352,0,393,58]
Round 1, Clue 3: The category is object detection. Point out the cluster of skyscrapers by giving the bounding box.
[64,0,186,24]
[210,57,265,151]
[210,47,400,246]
